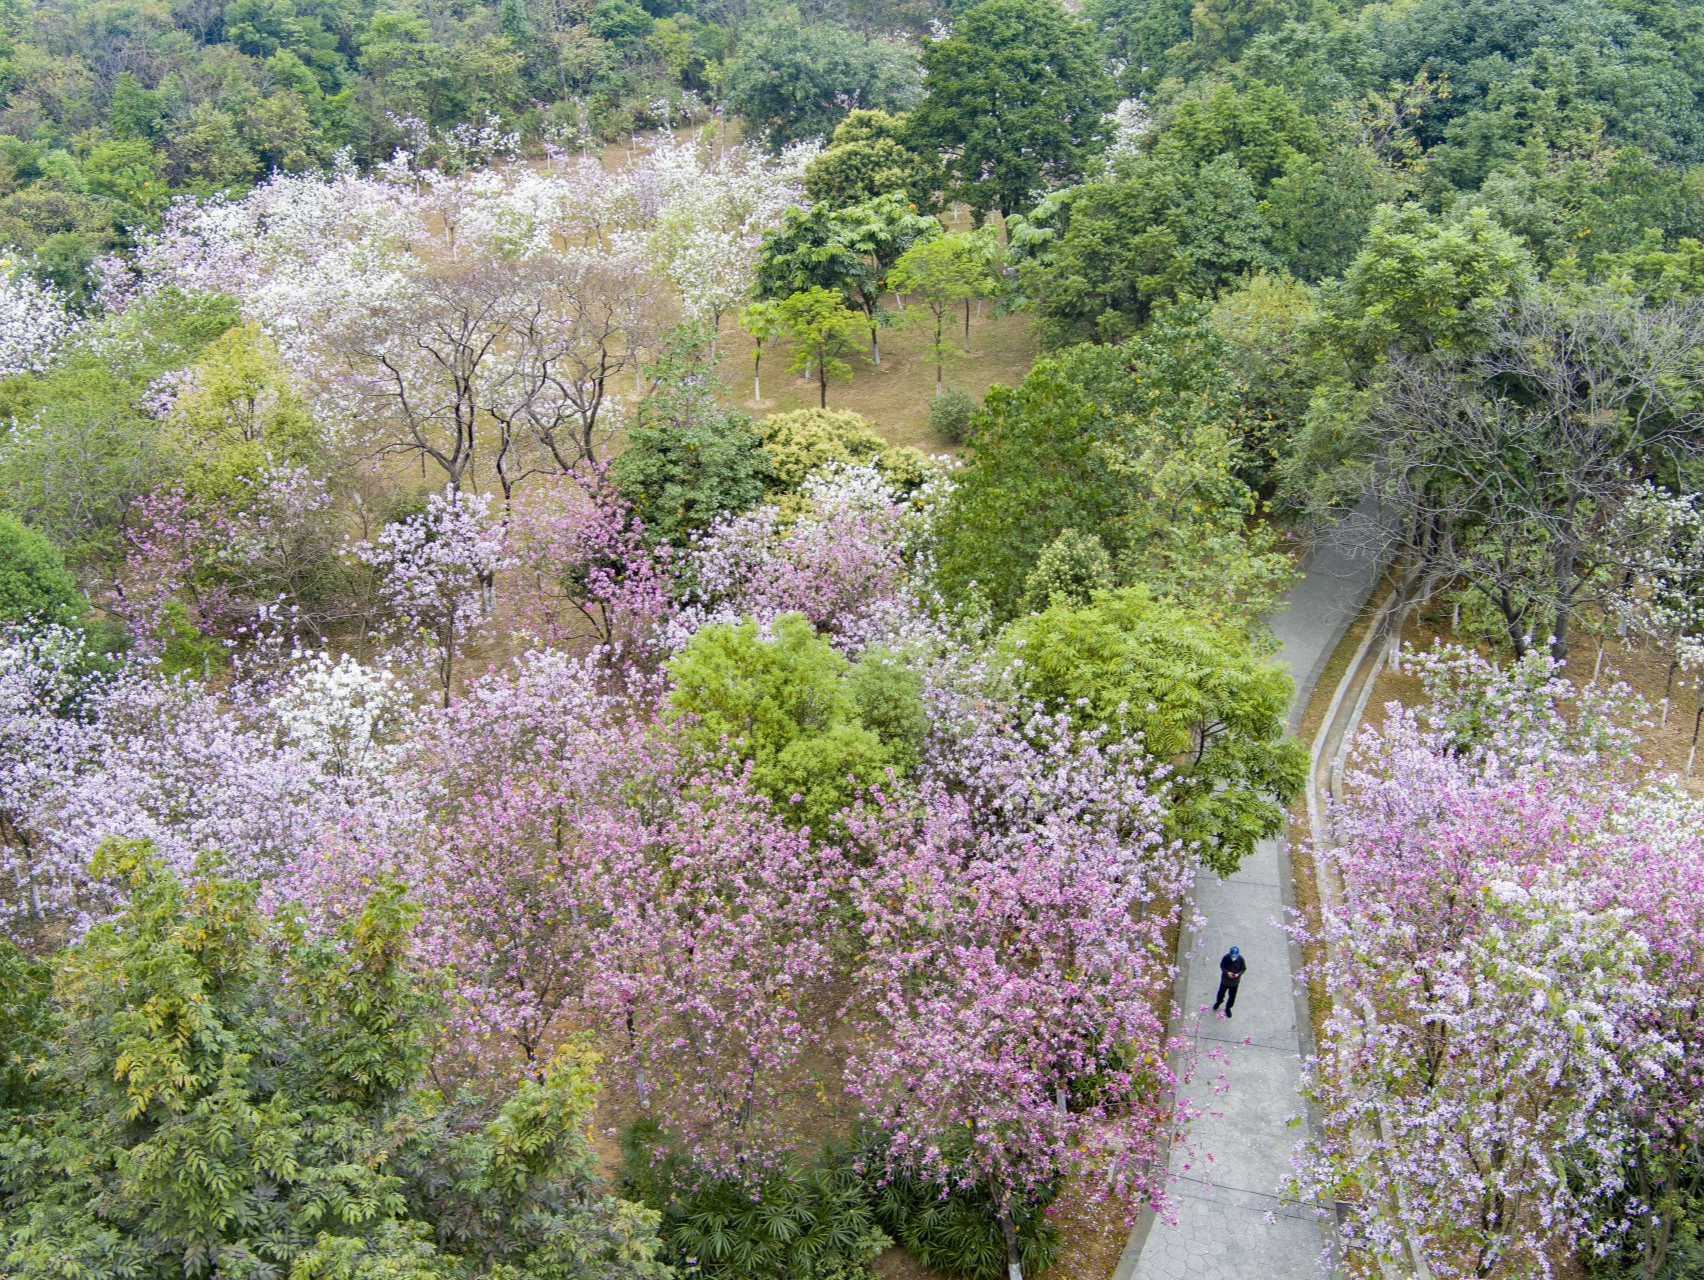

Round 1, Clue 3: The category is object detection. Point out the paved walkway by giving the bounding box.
[1119,523,1382,1280]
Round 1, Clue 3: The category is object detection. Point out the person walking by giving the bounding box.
[1213,945,1246,1018]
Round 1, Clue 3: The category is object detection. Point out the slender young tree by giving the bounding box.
[774,287,867,408]
[889,231,1000,396]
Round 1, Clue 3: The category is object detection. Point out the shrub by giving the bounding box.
[1019,527,1112,612]
[755,408,886,489]
[928,388,979,444]
[620,1122,890,1280]
[864,1165,1060,1280]
[753,408,924,494]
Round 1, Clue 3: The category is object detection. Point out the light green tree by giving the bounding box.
[1019,527,1114,613]
[1318,203,1535,366]
[739,298,783,401]
[888,229,1001,396]
[773,286,867,408]
[933,308,1292,623]
[666,615,924,833]
[1002,587,1307,874]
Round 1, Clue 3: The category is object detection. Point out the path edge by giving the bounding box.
[1109,549,1384,1280]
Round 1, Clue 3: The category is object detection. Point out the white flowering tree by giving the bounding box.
[0,259,75,377]
[353,488,511,706]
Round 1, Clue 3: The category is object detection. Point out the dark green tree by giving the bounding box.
[722,8,923,151]
[909,0,1115,220]
[1082,0,1193,96]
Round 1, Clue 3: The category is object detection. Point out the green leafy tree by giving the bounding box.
[613,329,768,541]
[757,196,940,364]
[740,298,784,402]
[0,513,85,627]
[1316,203,1536,365]
[611,417,766,543]
[0,290,241,568]
[168,322,322,504]
[666,614,924,833]
[1154,79,1325,186]
[774,287,868,408]
[1281,205,1536,511]
[722,8,922,151]
[1186,0,1317,68]
[933,313,1292,624]
[0,942,50,1117]
[803,110,939,210]
[888,229,1001,395]
[1019,151,1277,344]
[0,842,670,1280]
[1002,587,1307,873]
[909,0,1116,220]
[1208,271,1322,490]
[621,1123,891,1280]
[1083,0,1194,96]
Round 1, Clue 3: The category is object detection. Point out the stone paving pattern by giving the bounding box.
[1119,523,1381,1280]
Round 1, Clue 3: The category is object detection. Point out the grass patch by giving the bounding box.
[713,307,1040,453]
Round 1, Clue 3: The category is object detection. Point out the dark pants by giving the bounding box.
[1213,978,1239,1012]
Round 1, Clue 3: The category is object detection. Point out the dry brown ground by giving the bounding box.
[712,305,1039,453]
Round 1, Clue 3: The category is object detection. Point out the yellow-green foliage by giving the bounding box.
[754,407,929,494]
[665,615,924,835]
[168,323,320,504]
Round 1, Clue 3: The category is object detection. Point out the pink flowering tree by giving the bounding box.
[112,487,235,660]
[587,769,847,1182]
[353,487,510,705]
[845,696,1191,1280]
[1297,643,1703,1279]
[506,472,676,653]
[0,639,412,942]
[674,462,952,655]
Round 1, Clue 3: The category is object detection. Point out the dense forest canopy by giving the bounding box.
[3,0,1704,1279]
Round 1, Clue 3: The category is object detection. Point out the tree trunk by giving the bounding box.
[935,315,945,398]
[870,325,881,366]
[963,298,972,350]
[999,1205,1023,1280]
[1689,692,1703,776]
[818,357,828,408]
[1549,525,1580,660]
[753,345,761,401]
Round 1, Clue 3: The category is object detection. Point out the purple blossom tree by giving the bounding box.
[353,487,510,705]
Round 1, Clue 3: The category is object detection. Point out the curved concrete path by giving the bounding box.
[1116,521,1383,1280]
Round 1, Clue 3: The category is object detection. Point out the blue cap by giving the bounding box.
[1228,946,1240,958]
